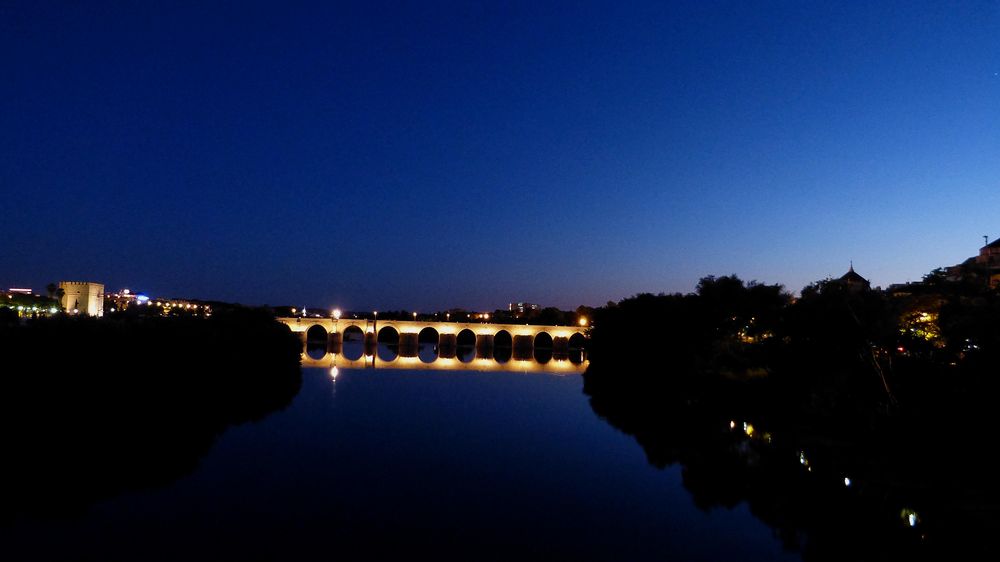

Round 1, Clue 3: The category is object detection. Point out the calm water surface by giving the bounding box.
[2,360,799,561]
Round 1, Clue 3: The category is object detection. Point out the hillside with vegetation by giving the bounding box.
[583,271,1000,560]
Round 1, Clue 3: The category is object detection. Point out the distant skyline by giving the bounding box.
[2,2,998,311]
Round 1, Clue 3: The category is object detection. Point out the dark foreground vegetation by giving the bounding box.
[0,308,302,523]
[584,274,1000,560]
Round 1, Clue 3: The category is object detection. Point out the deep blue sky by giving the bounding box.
[2,2,998,311]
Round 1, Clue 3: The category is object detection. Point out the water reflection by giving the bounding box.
[494,344,512,363]
[377,343,398,362]
[533,346,553,364]
[582,361,998,559]
[418,343,437,363]
[304,341,587,374]
[457,345,475,363]
[305,341,327,360]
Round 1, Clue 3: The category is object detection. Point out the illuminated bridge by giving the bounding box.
[277,317,588,358]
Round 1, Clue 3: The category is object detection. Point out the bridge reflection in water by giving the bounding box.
[303,347,587,375]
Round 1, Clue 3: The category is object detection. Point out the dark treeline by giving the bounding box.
[583,274,1000,560]
[0,307,302,523]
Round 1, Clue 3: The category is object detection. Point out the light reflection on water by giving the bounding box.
[303,341,587,374]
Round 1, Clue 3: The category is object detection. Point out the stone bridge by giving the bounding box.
[278,317,588,357]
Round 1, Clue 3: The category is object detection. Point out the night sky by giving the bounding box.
[2,2,998,311]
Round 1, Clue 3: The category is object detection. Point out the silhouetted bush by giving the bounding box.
[0,309,302,522]
[583,274,1000,559]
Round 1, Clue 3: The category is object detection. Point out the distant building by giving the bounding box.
[975,238,1000,287]
[59,281,104,317]
[509,302,539,316]
[943,237,1000,288]
[836,265,870,293]
[2,288,60,317]
[106,288,151,312]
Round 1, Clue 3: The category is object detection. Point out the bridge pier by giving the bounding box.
[329,332,343,354]
[553,336,569,359]
[398,332,419,357]
[438,333,457,358]
[475,334,494,358]
[513,335,534,360]
[363,332,377,357]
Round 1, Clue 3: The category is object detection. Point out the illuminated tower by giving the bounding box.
[59,281,105,316]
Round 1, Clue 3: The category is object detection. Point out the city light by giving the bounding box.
[900,509,920,527]
[333,308,341,320]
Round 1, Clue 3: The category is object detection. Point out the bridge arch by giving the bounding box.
[534,331,553,349]
[456,328,476,363]
[343,323,365,333]
[306,324,328,343]
[342,325,365,342]
[494,329,512,348]
[377,326,400,345]
[305,325,328,360]
[417,327,439,363]
[533,331,553,364]
[341,325,365,361]
[493,329,512,363]
[456,329,476,347]
[418,327,439,346]
[568,332,587,349]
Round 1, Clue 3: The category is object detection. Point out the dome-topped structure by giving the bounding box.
[837,263,870,292]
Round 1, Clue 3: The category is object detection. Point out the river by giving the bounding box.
[1,348,800,561]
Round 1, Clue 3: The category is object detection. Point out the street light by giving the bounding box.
[413,311,417,321]
[578,316,588,327]
[332,308,341,320]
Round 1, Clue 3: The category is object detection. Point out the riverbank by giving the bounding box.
[582,276,1000,559]
[0,309,302,522]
